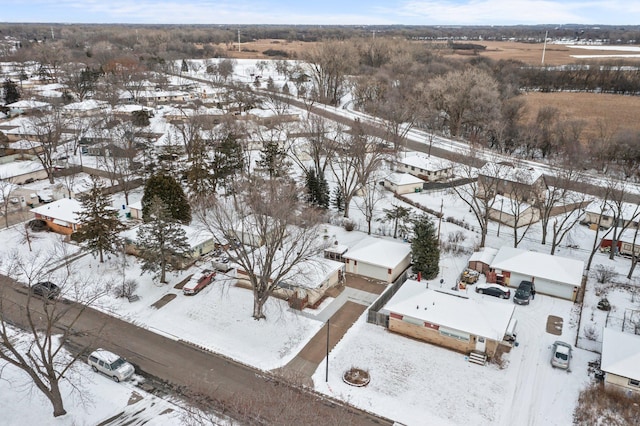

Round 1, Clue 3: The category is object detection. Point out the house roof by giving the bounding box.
[384,280,514,340]
[30,198,83,224]
[478,162,543,185]
[343,237,411,269]
[385,172,425,186]
[468,247,499,265]
[601,328,640,382]
[7,139,41,150]
[0,160,44,179]
[490,195,533,213]
[585,200,640,222]
[6,100,50,109]
[490,246,583,287]
[399,153,452,172]
[63,99,108,112]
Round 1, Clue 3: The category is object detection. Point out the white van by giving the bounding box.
[87,349,135,382]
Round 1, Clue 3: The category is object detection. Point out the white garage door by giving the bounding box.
[507,272,532,289]
[534,278,575,300]
[357,262,388,282]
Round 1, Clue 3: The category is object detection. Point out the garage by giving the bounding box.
[343,238,411,283]
[489,247,583,301]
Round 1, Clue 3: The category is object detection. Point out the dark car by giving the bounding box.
[514,280,535,305]
[476,283,511,299]
[31,281,61,300]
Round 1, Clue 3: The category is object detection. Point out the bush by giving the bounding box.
[263,49,289,58]
[584,325,599,341]
[113,279,138,299]
[574,383,640,425]
[343,220,355,232]
[594,265,615,284]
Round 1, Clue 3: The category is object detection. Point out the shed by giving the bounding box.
[601,328,640,395]
[383,172,425,195]
[383,280,515,358]
[128,201,143,220]
[468,247,499,275]
[489,246,583,301]
[343,238,411,283]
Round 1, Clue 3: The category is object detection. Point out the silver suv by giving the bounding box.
[551,341,572,370]
[88,349,135,382]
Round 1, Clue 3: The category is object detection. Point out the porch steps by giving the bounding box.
[469,350,487,366]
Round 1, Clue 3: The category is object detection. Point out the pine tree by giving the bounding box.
[73,177,125,263]
[411,214,440,279]
[181,59,189,73]
[212,132,245,192]
[256,140,286,179]
[3,79,20,105]
[305,168,329,209]
[332,186,344,212]
[142,172,191,224]
[136,196,191,283]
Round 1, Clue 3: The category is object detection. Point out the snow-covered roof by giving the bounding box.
[30,198,82,224]
[385,172,425,186]
[63,99,108,112]
[602,228,640,244]
[283,256,345,289]
[6,99,49,109]
[7,139,41,150]
[343,237,411,269]
[384,280,514,340]
[490,246,583,287]
[490,195,533,213]
[324,244,349,255]
[601,328,640,381]
[0,160,44,179]
[478,162,543,185]
[121,224,214,248]
[585,200,640,222]
[468,247,499,265]
[399,153,452,171]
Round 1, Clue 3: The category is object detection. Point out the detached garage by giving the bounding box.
[343,238,411,283]
[489,246,583,301]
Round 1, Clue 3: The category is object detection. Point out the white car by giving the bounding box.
[87,349,135,382]
[551,341,572,370]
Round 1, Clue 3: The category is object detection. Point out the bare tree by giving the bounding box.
[355,179,385,235]
[196,177,325,320]
[304,40,357,106]
[329,119,387,218]
[0,175,18,228]
[24,107,71,184]
[0,248,109,417]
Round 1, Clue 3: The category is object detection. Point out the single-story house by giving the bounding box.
[467,247,499,275]
[62,100,109,117]
[477,162,546,204]
[383,172,425,195]
[584,200,640,230]
[236,255,345,309]
[0,158,48,184]
[343,237,411,283]
[396,153,453,182]
[488,195,541,227]
[128,201,143,220]
[601,328,640,396]
[121,224,217,268]
[232,214,279,247]
[5,139,44,156]
[5,99,50,117]
[30,198,83,235]
[488,246,583,301]
[383,280,515,358]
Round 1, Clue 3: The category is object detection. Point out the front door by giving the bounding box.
[476,336,486,352]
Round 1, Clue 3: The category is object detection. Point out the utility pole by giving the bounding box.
[325,319,330,382]
[437,199,444,243]
[238,30,241,52]
[541,30,548,65]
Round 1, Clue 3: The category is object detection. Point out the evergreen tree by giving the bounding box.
[305,168,329,209]
[73,177,125,263]
[212,132,245,192]
[266,76,275,91]
[142,172,191,224]
[181,59,189,73]
[382,205,413,239]
[256,140,286,179]
[411,214,440,279]
[184,140,214,199]
[3,79,20,105]
[332,186,344,212]
[136,196,191,283]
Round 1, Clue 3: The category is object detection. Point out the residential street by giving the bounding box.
[0,274,394,425]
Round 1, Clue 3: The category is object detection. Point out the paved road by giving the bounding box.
[0,275,394,425]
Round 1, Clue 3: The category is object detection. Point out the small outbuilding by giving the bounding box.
[467,247,499,275]
[383,172,425,195]
[489,246,583,301]
[343,237,411,283]
[601,328,640,396]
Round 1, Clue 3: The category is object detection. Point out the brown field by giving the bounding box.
[519,92,640,140]
[220,38,640,138]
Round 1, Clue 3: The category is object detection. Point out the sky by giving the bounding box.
[2,0,636,26]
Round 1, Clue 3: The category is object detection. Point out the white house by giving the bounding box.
[488,194,541,227]
[343,237,411,283]
[584,200,640,230]
[396,153,453,182]
[489,246,583,301]
[601,328,640,395]
[383,172,425,195]
[382,280,515,358]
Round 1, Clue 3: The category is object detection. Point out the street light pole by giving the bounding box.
[497,197,504,237]
[325,319,330,382]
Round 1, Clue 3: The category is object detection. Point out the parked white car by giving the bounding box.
[550,341,572,370]
[87,349,135,382]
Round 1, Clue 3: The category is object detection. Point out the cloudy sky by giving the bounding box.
[3,0,634,26]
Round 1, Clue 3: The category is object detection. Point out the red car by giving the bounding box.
[183,269,216,295]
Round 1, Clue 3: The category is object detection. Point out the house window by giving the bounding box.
[630,379,640,388]
[439,326,470,342]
